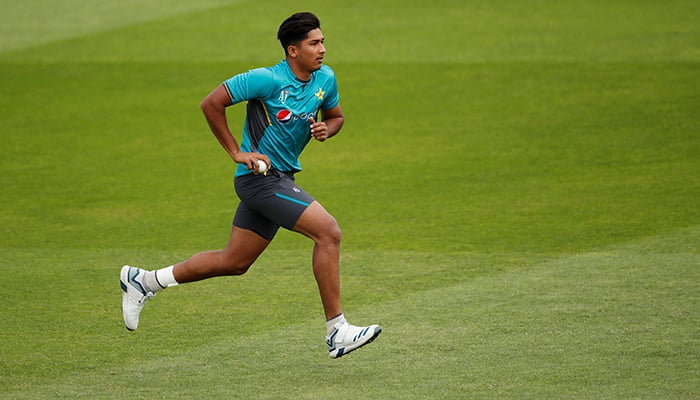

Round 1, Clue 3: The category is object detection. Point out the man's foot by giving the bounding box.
[326,321,382,358]
[120,265,155,331]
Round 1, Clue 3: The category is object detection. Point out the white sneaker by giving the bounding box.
[326,321,382,358]
[120,265,155,331]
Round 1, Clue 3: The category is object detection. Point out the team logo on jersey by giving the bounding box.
[276,109,293,124]
[314,88,325,100]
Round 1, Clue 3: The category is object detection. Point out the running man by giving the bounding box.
[120,12,381,358]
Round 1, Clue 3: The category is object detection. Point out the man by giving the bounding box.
[120,12,381,359]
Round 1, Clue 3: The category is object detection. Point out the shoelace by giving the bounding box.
[138,292,156,304]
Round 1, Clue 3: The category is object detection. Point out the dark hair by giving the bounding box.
[277,12,321,55]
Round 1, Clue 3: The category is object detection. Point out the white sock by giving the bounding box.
[326,313,346,334]
[143,266,179,293]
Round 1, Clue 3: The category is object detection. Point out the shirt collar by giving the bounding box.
[281,59,313,86]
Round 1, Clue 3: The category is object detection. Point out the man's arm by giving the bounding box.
[310,104,344,142]
[200,84,270,172]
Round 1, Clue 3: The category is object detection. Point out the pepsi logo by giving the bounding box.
[276,109,292,124]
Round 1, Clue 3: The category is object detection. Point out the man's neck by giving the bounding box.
[286,57,311,81]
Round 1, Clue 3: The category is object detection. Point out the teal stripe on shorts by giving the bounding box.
[274,192,311,207]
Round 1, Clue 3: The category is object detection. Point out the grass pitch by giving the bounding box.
[1,0,698,398]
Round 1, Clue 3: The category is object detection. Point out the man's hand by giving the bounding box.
[309,117,330,142]
[234,151,270,174]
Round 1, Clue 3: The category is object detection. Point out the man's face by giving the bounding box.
[290,28,326,73]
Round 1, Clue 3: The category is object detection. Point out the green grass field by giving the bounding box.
[1,0,698,398]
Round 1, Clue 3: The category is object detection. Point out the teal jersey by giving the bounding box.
[223,60,340,177]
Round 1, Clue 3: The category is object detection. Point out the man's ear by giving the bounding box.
[287,44,298,58]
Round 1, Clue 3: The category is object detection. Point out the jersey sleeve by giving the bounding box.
[223,67,276,105]
[321,71,340,110]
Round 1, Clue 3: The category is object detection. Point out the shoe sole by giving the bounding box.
[120,265,138,331]
[330,326,382,359]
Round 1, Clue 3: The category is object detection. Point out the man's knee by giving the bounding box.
[319,217,342,246]
[330,221,342,243]
[220,255,254,276]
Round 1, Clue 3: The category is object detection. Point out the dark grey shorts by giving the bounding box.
[233,170,315,240]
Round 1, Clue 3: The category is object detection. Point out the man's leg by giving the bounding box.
[292,201,381,358]
[121,226,270,330]
[172,226,271,283]
[292,201,342,320]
